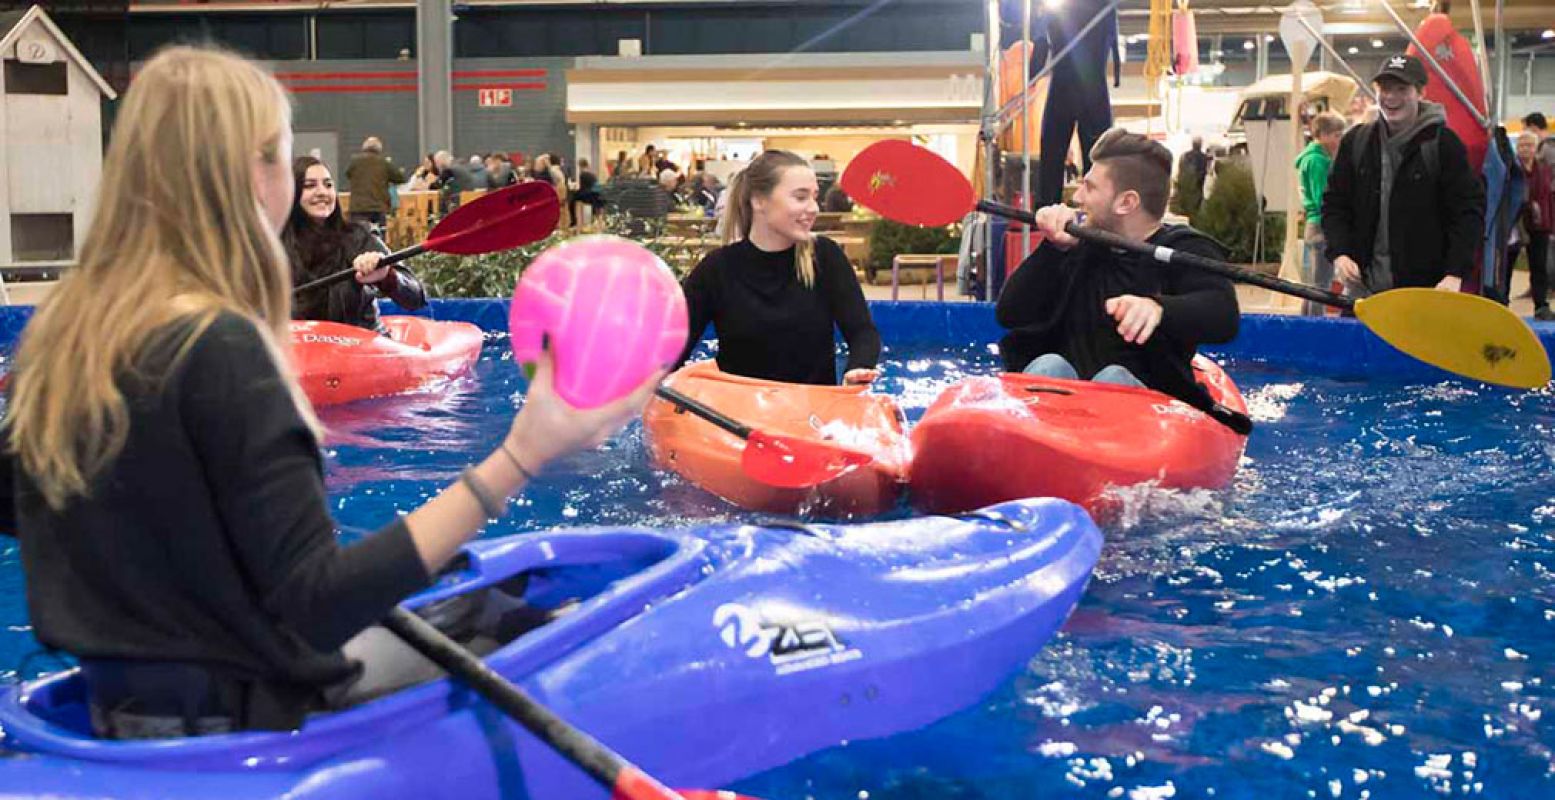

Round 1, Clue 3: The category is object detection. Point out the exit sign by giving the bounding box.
[478,88,513,108]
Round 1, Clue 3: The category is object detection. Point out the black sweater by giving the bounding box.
[679,236,881,385]
[995,224,1239,410]
[0,312,430,711]
[287,222,427,331]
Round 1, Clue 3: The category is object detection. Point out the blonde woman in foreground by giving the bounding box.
[0,46,655,739]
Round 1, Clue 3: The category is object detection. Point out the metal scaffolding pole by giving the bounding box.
[1021,0,1033,261]
[983,0,1000,302]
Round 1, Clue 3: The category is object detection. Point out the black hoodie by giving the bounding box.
[996,223,1239,412]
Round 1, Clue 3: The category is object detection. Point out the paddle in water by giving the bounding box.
[295,181,562,295]
[383,608,761,800]
[508,236,878,490]
[655,385,874,488]
[840,140,1552,390]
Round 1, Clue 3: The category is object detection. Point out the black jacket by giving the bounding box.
[1,314,430,725]
[1322,114,1485,289]
[996,224,1239,412]
[288,222,427,332]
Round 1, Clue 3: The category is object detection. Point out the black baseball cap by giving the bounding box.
[1373,54,1429,89]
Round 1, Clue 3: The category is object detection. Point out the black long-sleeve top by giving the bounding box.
[1,312,431,711]
[288,222,427,331]
[995,224,1239,411]
[678,236,881,385]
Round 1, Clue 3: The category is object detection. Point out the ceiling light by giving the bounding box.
[1265,34,1275,43]
[1544,29,1555,40]
[1348,46,1359,54]
[1371,38,1384,48]
[1243,40,1255,51]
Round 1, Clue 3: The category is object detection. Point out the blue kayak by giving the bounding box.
[0,499,1101,799]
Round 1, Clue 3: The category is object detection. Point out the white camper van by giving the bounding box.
[1228,71,1359,213]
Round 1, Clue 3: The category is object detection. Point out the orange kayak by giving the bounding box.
[909,356,1249,515]
[643,362,910,517]
[290,316,484,407]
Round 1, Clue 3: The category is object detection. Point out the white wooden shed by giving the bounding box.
[0,5,115,279]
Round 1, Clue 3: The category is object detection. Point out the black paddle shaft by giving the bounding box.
[293,242,428,295]
[655,386,753,439]
[382,608,630,791]
[974,200,1356,311]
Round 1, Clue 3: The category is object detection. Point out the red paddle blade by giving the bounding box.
[840,140,973,227]
[424,181,561,255]
[741,430,874,489]
[610,767,764,800]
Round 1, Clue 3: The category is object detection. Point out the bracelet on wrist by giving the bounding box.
[500,441,540,482]
[459,468,506,519]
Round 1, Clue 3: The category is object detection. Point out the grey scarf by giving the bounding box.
[1370,100,1447,292]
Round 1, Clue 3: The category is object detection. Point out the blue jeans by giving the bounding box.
[1022,353,1144,388]
[1301,221,1334,317]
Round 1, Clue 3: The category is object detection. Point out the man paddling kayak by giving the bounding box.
[996,128,1241,416]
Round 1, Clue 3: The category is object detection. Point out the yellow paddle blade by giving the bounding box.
[1355,288,1552,389]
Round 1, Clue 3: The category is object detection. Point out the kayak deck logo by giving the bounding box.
[713,603,863,676]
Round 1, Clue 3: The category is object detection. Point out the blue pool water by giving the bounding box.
[1,308,1553,798]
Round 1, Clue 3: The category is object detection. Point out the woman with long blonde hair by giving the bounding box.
[1,46,655,739]
[678,150,880,386]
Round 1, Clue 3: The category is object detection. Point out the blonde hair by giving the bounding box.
[5,46,317,511]
[721,150,816,289]
[1311,111,1346,138]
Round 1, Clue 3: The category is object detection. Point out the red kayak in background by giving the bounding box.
[291,316,484,407]
[1408,13,1488,173]
[908,356,1249,516]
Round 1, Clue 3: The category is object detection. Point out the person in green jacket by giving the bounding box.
[344,136,405,229]
[1296,112,1346,316]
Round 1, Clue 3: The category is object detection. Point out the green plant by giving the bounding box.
[1194,158,1284,264]
[1169,163,1205,220]
[866,218,961,277]
[412,212,704,299]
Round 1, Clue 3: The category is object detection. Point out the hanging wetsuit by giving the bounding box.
[1038,0,1120,205]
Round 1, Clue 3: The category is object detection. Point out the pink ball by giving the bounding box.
[509,235,688,409]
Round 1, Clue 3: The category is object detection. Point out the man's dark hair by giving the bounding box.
[1525,112,1548,132]
[1089,128,1172,218]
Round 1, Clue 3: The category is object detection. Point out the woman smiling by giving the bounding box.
[677,150,881,386]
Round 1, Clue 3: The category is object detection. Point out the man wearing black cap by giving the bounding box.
[1321,53,1485,297]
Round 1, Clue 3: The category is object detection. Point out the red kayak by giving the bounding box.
[909,356,1248,516]
[290,316,484,407]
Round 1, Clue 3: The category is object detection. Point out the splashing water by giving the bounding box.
[2,344,1554,798]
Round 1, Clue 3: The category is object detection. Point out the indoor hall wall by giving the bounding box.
[258,60,421,190]
[451,57,574,168]
[248,57,575,189]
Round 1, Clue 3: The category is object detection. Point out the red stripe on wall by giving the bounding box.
[452,82,546,92]
[274,71,419,81]
[451,69,547,79]
[285,84,419,94]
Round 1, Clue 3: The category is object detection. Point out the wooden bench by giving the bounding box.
[890,254,957,301]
